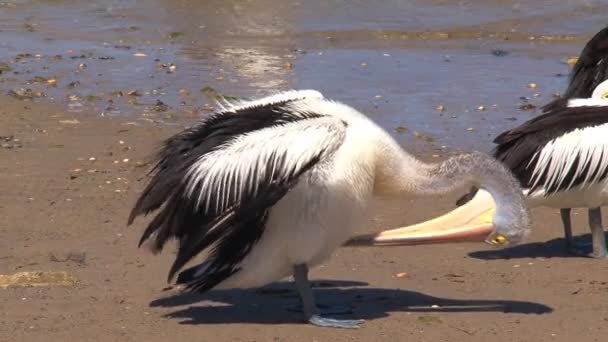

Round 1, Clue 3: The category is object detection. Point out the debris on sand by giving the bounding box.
[0,62,11,73]
[8,88,43,100]
[67,81,80,89]
[491,49,509,57]
[29,76,49,84]
[49,252,86,265]
[0,271,77,289]
[168,31,185,39]
[1,135,22,149]
[417,315,443,324]
[519,103,537,111]
[59,119,80,125]
[564,56,578,66]
[152,100,169,112]
[413,131,435,142]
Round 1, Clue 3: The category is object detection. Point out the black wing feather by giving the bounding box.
[128,100,323,226]
[543,26,608,112]
[494,105,608,192]
[128,97,345,293]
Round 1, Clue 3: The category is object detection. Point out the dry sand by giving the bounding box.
[1,95,608,341]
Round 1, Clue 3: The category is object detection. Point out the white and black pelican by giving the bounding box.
[128,90,530,329]
[420,27,608,258]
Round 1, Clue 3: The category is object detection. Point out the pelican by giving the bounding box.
[411,27,608,258]
[128,90,530,329]
[458,80,608,259]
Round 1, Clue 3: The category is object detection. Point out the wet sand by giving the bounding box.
[2,93,608,342]
[0,0,606,151]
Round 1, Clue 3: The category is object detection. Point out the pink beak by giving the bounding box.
[345,190,497,247]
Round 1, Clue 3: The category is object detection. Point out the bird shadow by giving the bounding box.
[469,233,598,260]
[149,279,552,326]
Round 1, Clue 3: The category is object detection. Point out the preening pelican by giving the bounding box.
[409,27,608,258]
[128,90,530,329]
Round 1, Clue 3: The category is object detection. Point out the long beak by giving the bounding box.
[345,190,497,247]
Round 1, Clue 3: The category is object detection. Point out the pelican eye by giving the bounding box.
[488,234,508,245]
[602,92,608,99]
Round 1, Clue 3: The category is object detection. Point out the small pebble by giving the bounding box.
[527,83,537,89]
[436,105,445,112]
[565,56,578,66]
[477,105,485,111]
[88,157,96,161]
[122,158,129,163]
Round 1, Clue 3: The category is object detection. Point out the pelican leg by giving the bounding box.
[561,208,574,246]
[562,208,596,255]
[588,208,608,258]
[292,264,363,329]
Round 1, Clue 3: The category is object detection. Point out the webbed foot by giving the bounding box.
[308,315,364,329]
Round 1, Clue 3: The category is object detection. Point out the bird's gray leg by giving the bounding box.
[293,264,363,329]
[560,208,590,254]
[563,208,595,255]
[561,208,574,246]
[588,208,608,258]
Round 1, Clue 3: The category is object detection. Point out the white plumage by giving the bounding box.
[528,123,608,200]
[129,90,529,329]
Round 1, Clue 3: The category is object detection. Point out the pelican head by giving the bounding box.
[346,189,527,247]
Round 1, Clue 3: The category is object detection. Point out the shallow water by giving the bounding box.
[0,0,606,150]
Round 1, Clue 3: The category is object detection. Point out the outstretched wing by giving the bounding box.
[129,101,346,291]
[493,105,608,193]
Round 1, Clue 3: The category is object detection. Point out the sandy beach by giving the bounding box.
[2,93,608,341]
[2,0,608,340]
